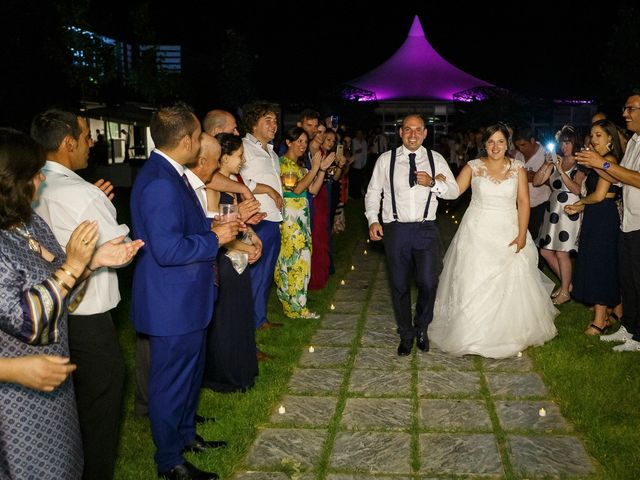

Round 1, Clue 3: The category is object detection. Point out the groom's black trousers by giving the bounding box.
[382,221,440,342]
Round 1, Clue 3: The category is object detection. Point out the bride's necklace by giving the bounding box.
[12,222,42,254]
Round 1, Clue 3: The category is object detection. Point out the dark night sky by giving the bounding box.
[136,1,622,101]
[0,0,633,129]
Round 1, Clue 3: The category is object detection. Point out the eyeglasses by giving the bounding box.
[622,106,640,113]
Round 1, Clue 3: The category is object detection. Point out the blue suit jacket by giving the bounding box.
[130,151,218,336]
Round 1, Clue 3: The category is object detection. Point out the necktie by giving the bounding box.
[408,153,417,187]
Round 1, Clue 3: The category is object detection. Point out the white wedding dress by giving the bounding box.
[429,159,558,358]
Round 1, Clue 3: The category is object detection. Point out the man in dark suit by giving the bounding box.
[131,102,241,479]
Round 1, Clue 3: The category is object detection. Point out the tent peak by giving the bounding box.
[408,15,425,37]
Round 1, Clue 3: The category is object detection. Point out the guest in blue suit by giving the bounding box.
[130,102,241,480]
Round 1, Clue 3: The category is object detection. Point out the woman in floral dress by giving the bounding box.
[274,127,333,319]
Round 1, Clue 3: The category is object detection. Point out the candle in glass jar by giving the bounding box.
[283,173,297,189]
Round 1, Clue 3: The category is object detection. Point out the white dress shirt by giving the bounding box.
[515,142,551,207]
[34,161,130,315]
[365,146,460,225]
[620,133,640,232]
[184,168,208,214]
[240,134,283,222]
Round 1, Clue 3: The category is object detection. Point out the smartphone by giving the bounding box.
[336,144,344,156]
[331,115,339,129]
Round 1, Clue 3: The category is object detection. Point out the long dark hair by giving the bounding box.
[592,119,623,161]
[0,128,46,229]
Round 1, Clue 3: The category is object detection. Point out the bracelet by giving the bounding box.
[60,266,79,281]
[52,272,73,292]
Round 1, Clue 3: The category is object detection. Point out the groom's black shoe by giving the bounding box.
[397,339,413,356]
[416,331,429,352]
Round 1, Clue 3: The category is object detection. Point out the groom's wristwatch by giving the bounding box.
[428,178,436,187]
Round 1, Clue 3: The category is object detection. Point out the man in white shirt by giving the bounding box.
[240,102,284,331]
[365,115,460,356]
[578,90,640,352]
[31,108,129,480]
[514,128,551,241]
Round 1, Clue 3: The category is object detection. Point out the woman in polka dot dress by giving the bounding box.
[533,126,585,305]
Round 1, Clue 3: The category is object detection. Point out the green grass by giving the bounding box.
[111,192,640,479]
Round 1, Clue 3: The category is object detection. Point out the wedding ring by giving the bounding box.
[82,239,89,245]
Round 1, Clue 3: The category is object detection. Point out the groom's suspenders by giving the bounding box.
[389,147,436,222]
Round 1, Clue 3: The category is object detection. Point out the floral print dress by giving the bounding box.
[274,156,314,318]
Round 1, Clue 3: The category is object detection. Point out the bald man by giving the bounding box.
[203,109,239,136]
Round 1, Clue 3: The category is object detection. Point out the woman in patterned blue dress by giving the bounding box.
[0,129,142,479]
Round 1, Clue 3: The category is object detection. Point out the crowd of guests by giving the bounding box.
[0,103,360,480]
[2,90,640,479]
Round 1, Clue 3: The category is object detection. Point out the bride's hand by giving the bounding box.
[509,234,526,253]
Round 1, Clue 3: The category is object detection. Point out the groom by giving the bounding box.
[365,115,459,356]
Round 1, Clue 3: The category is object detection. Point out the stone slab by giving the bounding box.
[417,371,481,397]
[330,431,412,473]
[485,372,548,398]
[353,347,412,370]
[320,314,360,330]
[417,351,476,371]
[349,369,412,397]
[310,329,356,346]
[333,289,369,302]
[495,400,570,433]
[245,428,326,469]
[269,396,338,427]
[330,301,364,314]
[341,398,413,430]
[299,347,350,368]
[481,355,533,372]
[362,315,395,331]
[419,433,503,476]
[507,435,596,477]
[360,329,398,347]
[288,368,344,395]
[420,399,492,431]
[367,302,395,315]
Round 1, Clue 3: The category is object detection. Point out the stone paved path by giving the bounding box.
[234,242,597,479]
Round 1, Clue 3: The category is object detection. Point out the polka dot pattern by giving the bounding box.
[537,166,581,252]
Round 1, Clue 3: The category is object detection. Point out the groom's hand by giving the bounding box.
[369,222,384,241]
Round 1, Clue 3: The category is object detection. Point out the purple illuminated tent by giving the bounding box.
[348,16,493,101]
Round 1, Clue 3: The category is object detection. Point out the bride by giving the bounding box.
[428,123,558,358]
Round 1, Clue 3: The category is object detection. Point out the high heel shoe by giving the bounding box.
[585,322,609,336]
[552,291,570,305]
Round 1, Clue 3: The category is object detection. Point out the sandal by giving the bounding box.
[608,312,620,325]
[551,287,562,299]
[552,291,571,305]
[585,322,609,336]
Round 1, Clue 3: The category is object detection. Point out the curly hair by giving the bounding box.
[241,101,279,133]
[0,128,46,229]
